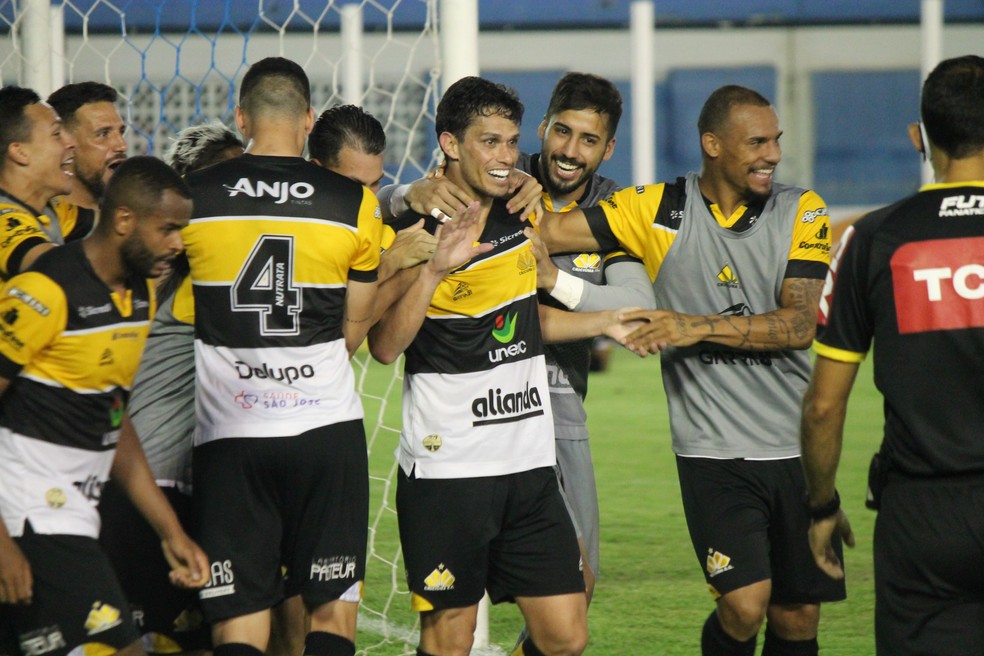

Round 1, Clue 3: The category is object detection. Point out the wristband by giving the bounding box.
[549,269,585,310]
[806,490,841,521]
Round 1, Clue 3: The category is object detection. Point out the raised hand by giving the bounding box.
[506,169,543,221]
[426,202,493,276]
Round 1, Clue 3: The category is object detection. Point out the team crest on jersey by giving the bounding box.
[715,264,740,288]
[706,549,734,578]
[572,253,602,272]
[84,602,122,635]
[1,308,18,325]
[423,564,456,591]
[422,434,442,452]
[45,487,67,509]
[516,250,535,275]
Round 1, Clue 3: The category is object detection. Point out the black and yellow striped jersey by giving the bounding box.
[583,176,831,284]
[0,240,154,537]
[183,154,382,442]
[0,190,94,279]
[398,200,555,479]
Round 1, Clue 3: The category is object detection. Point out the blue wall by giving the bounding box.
[812,70,922,204]
[486,67,924,205]
[38,0,984,33]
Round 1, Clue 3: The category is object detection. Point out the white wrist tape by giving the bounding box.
[389,184,412,217]
[549,269,585,310]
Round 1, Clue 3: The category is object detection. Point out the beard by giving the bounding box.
[76,164,107,201]
[121,233,164,279]
[541,154,593,197]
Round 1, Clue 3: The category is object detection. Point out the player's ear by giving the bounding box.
[602,137,616,162]
[6,141,29,167]
[537,119,547,141]
[303,107,315,135]
[234,106,247,135]
[908,122,926,160]
[113,206,136,237]
[701,132,720,159]
[438,132,459,162]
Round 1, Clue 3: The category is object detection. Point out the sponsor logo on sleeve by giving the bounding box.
[8,287,50,316]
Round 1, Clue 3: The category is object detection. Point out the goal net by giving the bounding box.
[0,1,482,654]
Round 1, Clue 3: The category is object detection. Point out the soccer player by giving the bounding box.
[378,74,656,608]
[182,57,381,656]
[0,156,206,656]
[97,122,244,655]
[801,54,984,656]
[47,82,128,211]
[166,121,245,177]
[0,87,85,280]
[309,104,437,310]
[535,85,842,656]
[369,75,638,656]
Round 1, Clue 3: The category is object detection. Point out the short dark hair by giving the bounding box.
[99,156,191,232]
[697,85,772,136]
[435,76,524,143]
[239,57,311,119]
[0,86,42,168]
[545,72,623,140]
[921,55,984,160]
[47,82,119,127]
[165,122,243,176]
[308,104,386,167]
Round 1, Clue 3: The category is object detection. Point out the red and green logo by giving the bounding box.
[492,312,517,344]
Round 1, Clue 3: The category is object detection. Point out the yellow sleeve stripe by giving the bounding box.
[813,340,866,363]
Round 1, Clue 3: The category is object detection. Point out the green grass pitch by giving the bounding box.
[356,348,882,655]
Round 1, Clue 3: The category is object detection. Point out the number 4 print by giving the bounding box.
[231,235,302,335]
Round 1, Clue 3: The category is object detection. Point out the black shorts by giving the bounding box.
[192,421,369,622]
[676,456,846,604]
[397,466,583,611]
[2,524,140,656]
[874,474,984,656]
[99,481,210,653]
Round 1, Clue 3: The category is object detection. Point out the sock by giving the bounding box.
[701,611,756,656]
[213,643,264,656]
[510,637,547,656]
[304,631,355,656]
[761,626,818,656]
[416,650,437,656]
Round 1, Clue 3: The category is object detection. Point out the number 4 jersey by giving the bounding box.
[183,154,382,443]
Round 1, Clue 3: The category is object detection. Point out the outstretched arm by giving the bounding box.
[378,169,541,223]
[535,207,602,254]
[800,355,860,579]
[369,203,491,364]
[111,415,209,589]
[526,226,655,312]
[619,276,823,355]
